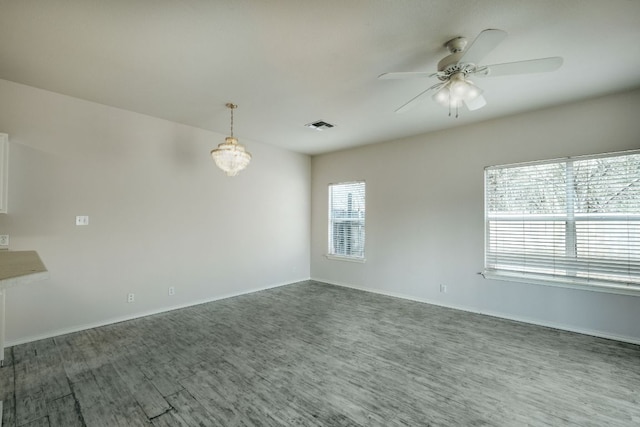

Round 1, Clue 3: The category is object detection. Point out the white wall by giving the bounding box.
[2,77,639,347]
[311,89,640,344]
[0,79,311,344]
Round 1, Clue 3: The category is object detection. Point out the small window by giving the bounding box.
[328,181,365,260]
[484,150,640,293]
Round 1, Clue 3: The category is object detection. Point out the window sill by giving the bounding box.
[325,254,366,264]
[481,270,640,296]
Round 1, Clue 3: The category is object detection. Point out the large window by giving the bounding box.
[328,181,365,260]
[484,150,640,293]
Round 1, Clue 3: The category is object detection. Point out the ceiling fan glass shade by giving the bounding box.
[432,73,484,109]
[211,137,251,177]
[432,82,452,107]
[464,94,487,111]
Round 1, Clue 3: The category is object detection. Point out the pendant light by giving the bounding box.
[211,103,251,176]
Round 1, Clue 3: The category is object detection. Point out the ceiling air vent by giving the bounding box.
[305,120,335,131]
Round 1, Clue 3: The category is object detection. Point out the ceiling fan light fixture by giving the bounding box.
[433,73,484,110]
[211,103,252,177]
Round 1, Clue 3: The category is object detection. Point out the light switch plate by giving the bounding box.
[75,216,89,226]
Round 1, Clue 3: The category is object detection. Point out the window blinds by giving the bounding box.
[328,181,365,258]
[485,151,640,290]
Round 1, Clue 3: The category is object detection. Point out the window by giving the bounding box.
[484,150,640,293]
[328,181,365,260]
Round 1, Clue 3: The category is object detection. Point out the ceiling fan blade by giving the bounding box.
[378,71,438,80]
[395,82,444,113]
[464,94,487,111]
[457,29,508,66]
[476,57,563,77]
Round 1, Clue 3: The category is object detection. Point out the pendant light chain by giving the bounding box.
[226,102,236,138]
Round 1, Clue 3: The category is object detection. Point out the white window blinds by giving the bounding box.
[328,181,365,259]
[484,150,640,291]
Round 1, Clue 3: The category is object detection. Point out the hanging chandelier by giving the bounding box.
[211,103,251,176]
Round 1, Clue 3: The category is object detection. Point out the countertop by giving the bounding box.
[0,250,48,288]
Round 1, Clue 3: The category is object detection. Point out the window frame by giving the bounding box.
[327,181,366,262]
[483,149,640,296]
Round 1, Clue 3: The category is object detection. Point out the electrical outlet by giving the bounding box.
[0,235,8,246]
[127,293,135,303]
[440,284,447,293]
[75,215,89,226]
[168,286,175,296]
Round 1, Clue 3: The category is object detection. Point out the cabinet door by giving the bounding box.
[0,133,7,214]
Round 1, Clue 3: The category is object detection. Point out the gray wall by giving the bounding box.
[311,89,640,344]
[0,79,311,344]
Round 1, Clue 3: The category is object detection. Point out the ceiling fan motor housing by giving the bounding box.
[436,36,479,80]
[437,52,476,80]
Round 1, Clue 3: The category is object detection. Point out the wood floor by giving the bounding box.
[1,281,639,426]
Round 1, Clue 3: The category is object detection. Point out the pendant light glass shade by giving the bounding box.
[211,103,251,176]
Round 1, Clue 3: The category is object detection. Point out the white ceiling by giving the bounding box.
[1,0,639,155]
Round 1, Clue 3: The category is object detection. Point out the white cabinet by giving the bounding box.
[0,133,7,214]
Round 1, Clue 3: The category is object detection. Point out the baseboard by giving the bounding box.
[6,278,311,347]
[312,277,640,346]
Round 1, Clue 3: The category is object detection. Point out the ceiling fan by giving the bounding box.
[379,29,563,116]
